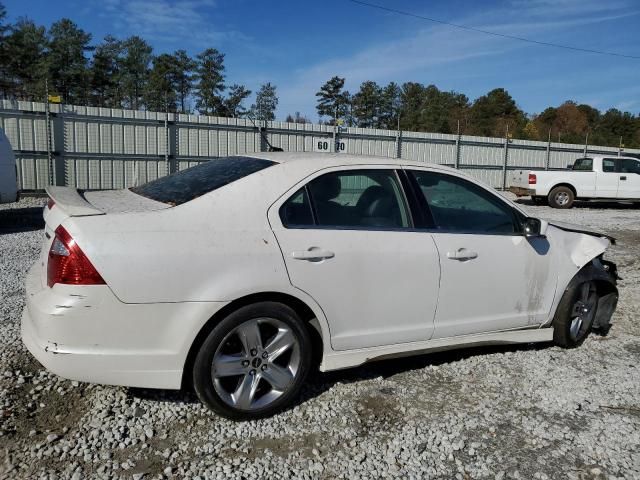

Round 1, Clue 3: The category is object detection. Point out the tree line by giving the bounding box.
[0,3,637,148]
[315,77,640,149]
[0,3,278,120]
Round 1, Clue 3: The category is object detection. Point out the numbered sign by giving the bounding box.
[313,138,347,153]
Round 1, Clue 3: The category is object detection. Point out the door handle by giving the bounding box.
[447,248,478,261]
[291,248,335,261]
[620,176,627,181]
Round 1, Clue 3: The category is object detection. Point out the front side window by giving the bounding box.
[410,171,518,234]
[572,158,593,171]
[280,169,410,229]
[602,158,616,173]
[619,158,640,174]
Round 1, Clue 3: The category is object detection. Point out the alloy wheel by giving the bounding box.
[211,317,301,411]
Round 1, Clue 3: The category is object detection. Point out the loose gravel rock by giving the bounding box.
[1,196,639,479]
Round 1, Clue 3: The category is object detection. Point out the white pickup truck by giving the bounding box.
[509,155,640,208]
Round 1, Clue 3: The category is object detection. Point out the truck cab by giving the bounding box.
[510,155,640,208]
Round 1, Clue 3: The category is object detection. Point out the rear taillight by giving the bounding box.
[47,226,105,287]
[47,198,55,210]
[528,173,537,185]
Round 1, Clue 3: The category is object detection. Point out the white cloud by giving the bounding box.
[94,0,250,48]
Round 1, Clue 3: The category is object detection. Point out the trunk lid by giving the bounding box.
[40,187,170,288]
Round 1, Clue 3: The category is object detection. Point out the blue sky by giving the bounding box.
[4,0,640,120]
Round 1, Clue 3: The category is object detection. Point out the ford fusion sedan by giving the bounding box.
[22,153,618,420]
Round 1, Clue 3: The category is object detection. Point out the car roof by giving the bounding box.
[242,151,458,172]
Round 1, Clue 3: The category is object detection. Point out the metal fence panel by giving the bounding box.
[1,100,640,191]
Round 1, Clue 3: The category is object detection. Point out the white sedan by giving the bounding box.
[22,153,619,420]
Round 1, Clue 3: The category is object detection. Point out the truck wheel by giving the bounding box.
[548,186,574,209]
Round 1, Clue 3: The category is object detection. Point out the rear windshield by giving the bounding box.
[130,156,275,205]
[572,158,593,171]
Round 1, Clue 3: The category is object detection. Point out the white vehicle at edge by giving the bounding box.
[509,155,640,208]
[0,128,18,203]
[22,152,619,420]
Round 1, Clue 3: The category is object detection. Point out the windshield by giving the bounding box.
[130,156,275,205]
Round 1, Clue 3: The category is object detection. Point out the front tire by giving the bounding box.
[548,186,574,209]
[193,302,312,420]
[553,281,599,348]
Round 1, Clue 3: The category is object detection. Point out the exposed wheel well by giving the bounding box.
[550,183,577,197]
[180,292,323,390]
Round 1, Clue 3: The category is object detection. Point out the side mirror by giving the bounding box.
[523,217,548,238]
[566,164,573,170]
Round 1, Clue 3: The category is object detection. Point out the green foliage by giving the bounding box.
[120,36,152,110]
[251,82,278,121]
[468,88,526,137]
[315,76,350,124]
[145,53,178,112]
[47,18,92,104]
[194,48,225,116]
[2,18,48,99]
[352,81,382,128]
[224,84,251,117]
[90,35,123,107]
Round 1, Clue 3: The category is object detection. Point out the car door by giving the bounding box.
[406,168,557,339]
[595,158,620,198]
[616,158,640,199]
[269,167,441,351]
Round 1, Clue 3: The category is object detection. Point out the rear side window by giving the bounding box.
[279,188,314,227]
[131,156,275,205]
[279,169,410,229]
[572,158,593,171]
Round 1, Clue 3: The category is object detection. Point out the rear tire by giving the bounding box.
[192,302,312,420]
[553,281,599,348]
[548,186,574,209]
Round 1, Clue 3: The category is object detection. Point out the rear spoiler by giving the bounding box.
[45,186,105,217]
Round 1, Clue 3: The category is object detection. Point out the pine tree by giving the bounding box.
[47,18,92,104]
[145,54,178,112]
[4,19,48,100]
[251,82,278,121]
[224,84,251,117]
[194,48,225,116]
[0,2,11,97]
[399,82,425,131]
[378,82,401,130]
[120,36,152,110]
[315,76,349,124]
[171,49,195,113]
[352,81,382,128]
[90,35,123,107]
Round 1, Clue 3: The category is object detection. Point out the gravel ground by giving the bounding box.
[1,196,639,480]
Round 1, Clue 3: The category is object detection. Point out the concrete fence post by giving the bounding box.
[395,129,402,159]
